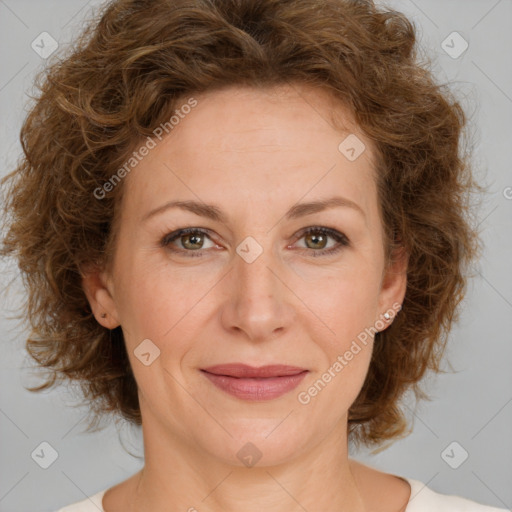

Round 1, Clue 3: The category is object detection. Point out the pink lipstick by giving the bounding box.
[201,364,308,401]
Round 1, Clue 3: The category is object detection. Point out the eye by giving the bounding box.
[293,226,350,257]
[161,226,349,258]
[160,228,217,258]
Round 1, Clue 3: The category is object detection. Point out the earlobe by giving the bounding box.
[81,266,120,329]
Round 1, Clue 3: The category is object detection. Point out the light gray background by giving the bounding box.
[1,1,511,511]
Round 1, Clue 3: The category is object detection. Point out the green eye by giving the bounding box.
[161,226,349,258]
[296,227,350,257]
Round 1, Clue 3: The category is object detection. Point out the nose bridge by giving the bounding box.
[236,238,276,297]
[221,235,293,340]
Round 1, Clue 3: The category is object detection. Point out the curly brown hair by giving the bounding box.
[0,0,483,449]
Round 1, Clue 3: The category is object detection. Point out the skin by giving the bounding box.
[82,83,409,512]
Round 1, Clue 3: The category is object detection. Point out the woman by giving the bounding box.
[0,0,506,511]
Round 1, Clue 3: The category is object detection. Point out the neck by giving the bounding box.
[130,410,367,512]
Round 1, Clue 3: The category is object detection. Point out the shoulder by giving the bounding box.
[404,478,508,512]
[54,489,106,512]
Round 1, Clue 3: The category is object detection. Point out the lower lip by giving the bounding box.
[201,371,308,401]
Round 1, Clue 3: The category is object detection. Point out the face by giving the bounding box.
[84,83,406,467]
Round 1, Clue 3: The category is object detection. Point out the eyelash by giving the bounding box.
[160,226,350,258]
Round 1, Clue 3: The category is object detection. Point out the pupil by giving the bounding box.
[185,234,202,249]
[308,233,326,249]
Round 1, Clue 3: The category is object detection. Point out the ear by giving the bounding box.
[81,265,120,329]
[376,245,408,330]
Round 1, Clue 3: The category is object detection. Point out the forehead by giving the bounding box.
[170,84,366,153]
[122,83,379,226]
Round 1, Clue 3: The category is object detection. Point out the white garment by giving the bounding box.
[55,476,508,511]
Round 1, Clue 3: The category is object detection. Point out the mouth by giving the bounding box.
[200,364,309,401]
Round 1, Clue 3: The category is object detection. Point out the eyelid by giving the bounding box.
[293,226,349,245]
[161,225,350,257]
[160,227,218,250]
[290,226,350,256]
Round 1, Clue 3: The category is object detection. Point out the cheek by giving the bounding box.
[114,255,218,353]
[112,256,172,339]
[296,263,382,343]
[297,329,373,417]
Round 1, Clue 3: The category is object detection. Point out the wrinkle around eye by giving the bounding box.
[157,225,354,260]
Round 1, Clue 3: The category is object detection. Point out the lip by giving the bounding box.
[202,364,307,378]
[201,364,309,401]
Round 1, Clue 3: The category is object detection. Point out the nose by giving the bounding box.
[220,242,296,343]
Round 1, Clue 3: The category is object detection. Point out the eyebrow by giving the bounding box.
[142,195,365,223]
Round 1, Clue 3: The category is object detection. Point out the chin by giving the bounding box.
[195,416,313,468]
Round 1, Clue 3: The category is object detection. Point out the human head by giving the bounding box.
[0,0,481,451]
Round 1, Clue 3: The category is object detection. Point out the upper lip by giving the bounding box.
[201,364,308,378]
